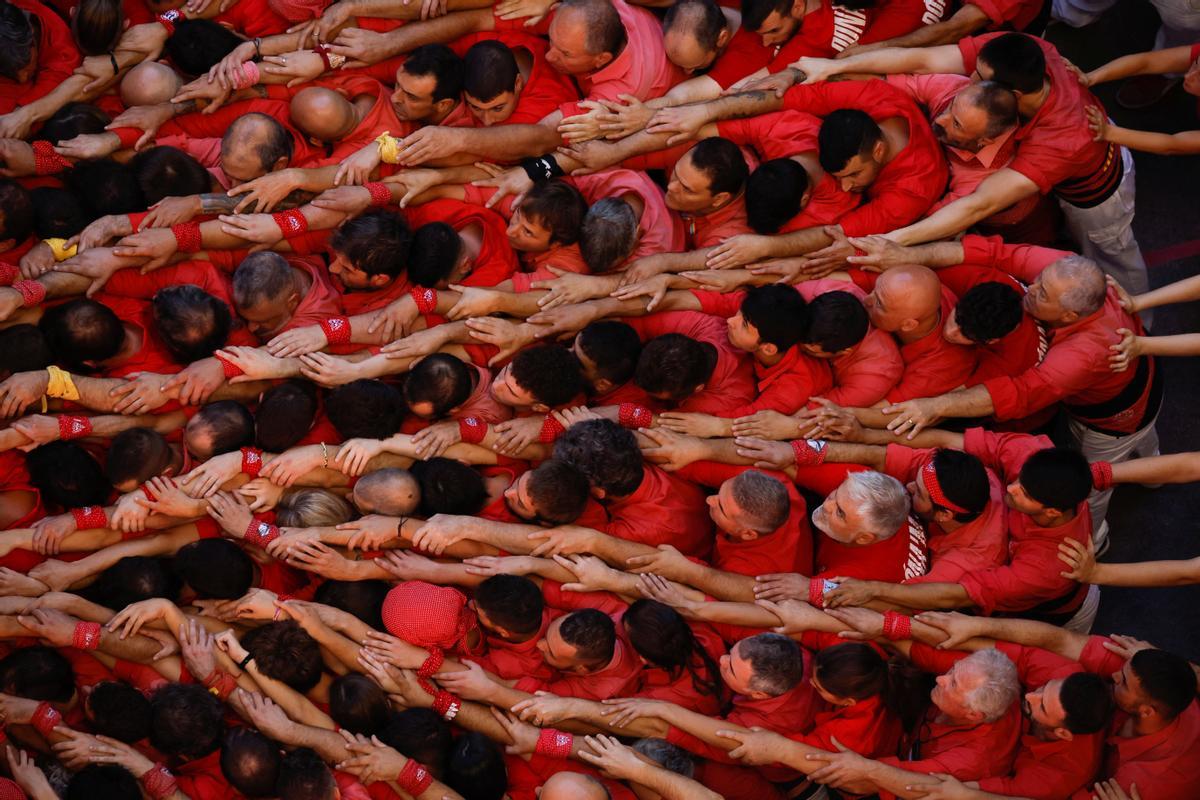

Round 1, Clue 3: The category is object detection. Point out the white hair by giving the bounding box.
[843,470,911,539]
[958,648,1020,723]
[1048,255,1106,317]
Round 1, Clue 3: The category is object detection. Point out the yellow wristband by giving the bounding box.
[375,131,400,165]
[45,366,80,401]
[43,238,77,262]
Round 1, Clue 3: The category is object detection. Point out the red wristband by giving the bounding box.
[72,621,102,650]
[535,728,573,758]
[31,702,62,738]
[139,764,178,800]
[396,759,433,796]
[538,415,565,443]
[215,353,245,379]
[32,140,71,176]
[0,264,17,286]
[58,415,93,440]
[141,483,158,502]
[1091,461,1114,492]
[72,505,109,530]
[365,182,392,207]
[245,518,280,548]
[618,403,653,429]
[13,280,46,308]
[171,222,202,253]
[410,286,437,314]
[808,577,827,609]
[312,43,332,70]
[320,317,352,345]
[201,667,238,701]
[882,611,912,641]
[155,9,181,34]
[240,447,264,477]
[791,439,827,467]
[114,128,143,149]
[272,209,309,237]
[458,417,486,444]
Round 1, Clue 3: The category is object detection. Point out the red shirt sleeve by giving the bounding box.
[957,540,1080,614]
[705,27,772,89]
[960,234,1072,284]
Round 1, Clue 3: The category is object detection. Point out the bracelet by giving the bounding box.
[238,652,254,670]
[109,51,120,76]
[232,60,260,90]
[431,690,459,721]
[321,442,329,470]
[312,43,332,71]
[328,52,346,69]
[139,764,178,800]
[13,280,46,308]
[115,128,142,149]
[458,417,486,445]
[171,222,202,253]
[617,403,652,429]
[808,577,840,609]
[31,702,62,738]
[214,352,245,379]
[320,317,352,345]
[1091,461,1114,492]
[32,140,71,176]
[245,518,280,548]
[364,182,392,207]
[538,415,565,443]
[45,366,80,401]
[790,438,827,467]
[58,415,93,440]
[43,238,78,262]
[520,155,563,183]
[881,611,912,641]
[201,667,238,701]
[396,759,433,796]
[241,447,264,477]
[375,132,401,164]
[253,37,262,59]
[272,209,309,237]
[0,264,17,286]
[535,728,573,758]
[155,9,182,34]
[410,286,437,314]
[72,621,103,651]
[72,505,109,530]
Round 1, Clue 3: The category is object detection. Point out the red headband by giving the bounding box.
[921,460,970,514]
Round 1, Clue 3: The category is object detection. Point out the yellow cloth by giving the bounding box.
[376,131,401,165]
[45,366,80,401]
[43,238,77,262]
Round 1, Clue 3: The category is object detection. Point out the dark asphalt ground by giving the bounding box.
[1044,1,1200,661]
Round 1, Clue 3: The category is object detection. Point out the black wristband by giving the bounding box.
[238,652,254,670]
[520,155,564,183]
[253,37,263,60]
[109,51,120,76]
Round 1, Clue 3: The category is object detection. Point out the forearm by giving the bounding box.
[892,241,967,269]
[1102,126,1200,156]
[822,442,887,470]
[677,563,756,602]
[94,626,168,663]
[815,46,963,77]
[858,760,944,799]
[679,599,781,627]
[1112,451,1200,485]
[568,699,670,738]
[1086,557,1200,587]
[454,124,562,162]
[1133,273,1200,310]
[1137,333,1200,357]
[628,764,723,800]
[1089,46,1194,84]
[862,5,987,49]
[864,581,973,610]
[887,172,1037,245]
[247,659,336,729]
[702,90,785,122]
[854,423,965,450]
[278,719,352,763]
[946,616,1086,659]
[926,385,996,420]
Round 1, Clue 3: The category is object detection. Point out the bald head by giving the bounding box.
[352,468,420,516]
[548,0,626,76]
[868,265,943,334]
[121,62,185,108]
[290,87,357,144]
[221,113,294,184]
[539,773,610,800]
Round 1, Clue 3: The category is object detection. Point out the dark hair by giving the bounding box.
[741,0,793,31]
[967,80,1019,138]
[559,608,616,667]
[326,379,405,440]
[255,379,319,452]
[221,728,282,798]
[955,282,1024,344]
[519,181,588,246]
[31,187,88,239]
[741,285,808,351]
[1130,649,1198,721]
[404,353,473,418]
[580,197,638,274]
[149,683,225,760]
[635,333,716,402]
[0,178,34,244]
[510,344,585,406]
[276,747,335,800]
[89,681,152,742]
[1057,672,1113,734]
[663,0,727,52]
[223,113,295,174]
[739,633,804,695]
[688,137,748,197]
[411,457,488,516]
[314,579,388,632]
[330,209,412,278]
[474,574,544,638]
[129,146,213,205]
[930,449,990,522]
[804,291,868,353]
[408,222,462,288]
[526,459,591,525]
[0,646,75,701]
[560,0,626,57]
[165,19,245,76]
[65,159,146,218]
[106,428,173,487]
[746,158,809,234]
[818,109,883,174]
[26,441,111,509]
[446,732,508,800]
[241,621,324,692]
[39,299,124,369]
[379,709,453,777]
[0,0,35,81]
[71,0,122,54]
[233,251,294,309]
[463,40,518,102]
[174,539,255,599]
[401,44,464,103]
[330,674,391,735]
[813,643,926,728]
[1017,447,1092,512]
[67,765,140,800]
[191,400,256,456]
[152,284,233,364]
[81,556,181,610]
[553,418,643,496]
[624,600,723,702]
[38,102,111,145]
[0,324,53,377]
[578,320,641,390]
[978,33,1046,94]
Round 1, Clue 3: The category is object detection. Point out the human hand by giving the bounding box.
[879,397,943,439]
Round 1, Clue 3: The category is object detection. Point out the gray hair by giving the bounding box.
[632,738,695,778]
[958,648,1020,723]
[730,470,790,533]
[580,198,638,274]
[1048,255,1107,317]
[843,470,911,539]
[232,251,292,309]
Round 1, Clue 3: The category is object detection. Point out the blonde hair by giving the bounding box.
[275,489,353,528]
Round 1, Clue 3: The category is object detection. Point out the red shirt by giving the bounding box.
[680,195,752,248]
[706,25,772,89]
[781,172,862,233]
[716,110,821,161]
[882,702,1023,788]
[782,80,949,237]
[451,31,579,125]
[175,750,230,800]
[884,445,1008,585]
[793,693,903,760]
[216,0,289,37]
[634,617,727,716]
[769,1,877,70]
[283,256,345,333]
[513,611,642,701]
[0,0,80,114]
[471,608,558,683]
[105,261,234,307]
[887,286,978,403]
[94,295,183,379]
[816,514,929,583]
[862,0,949,43]
[570,169,687,259]
[960,428,1091,617]
[453,365,515,424]
[505,754,636,800]
[1079,700,1200,800]
[972,0,1044,30]
[604,463,714,558]
[406,200,518,288]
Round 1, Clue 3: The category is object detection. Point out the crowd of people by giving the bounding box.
[0,0,1198,797]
